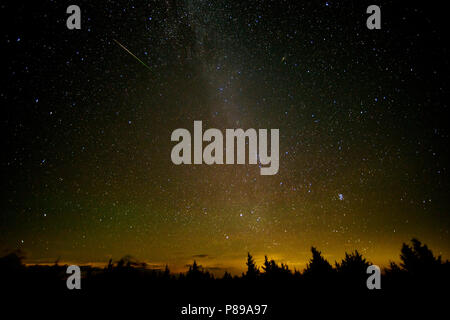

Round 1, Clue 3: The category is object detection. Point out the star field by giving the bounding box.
[1,0,449,274]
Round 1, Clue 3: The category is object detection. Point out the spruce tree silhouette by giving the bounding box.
[243,252,260,279]
[304,247,333,275]
[187,260,200,280]
[335,250,371,290]
[400,238,441,275]
[303,247,335,287]
[261,256,291,281]
[106,258,113,271]
[385,238,450,291]
[163,265,171,279]
[222,271,232,281]
[186,260,211,281]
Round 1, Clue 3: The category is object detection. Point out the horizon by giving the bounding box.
[18,237,447,277]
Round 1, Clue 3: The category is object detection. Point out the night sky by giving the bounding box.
[1,0,449,275]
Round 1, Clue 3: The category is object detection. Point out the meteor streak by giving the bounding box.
[113,39,152,71]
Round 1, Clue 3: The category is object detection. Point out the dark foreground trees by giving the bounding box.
[1,238,448,293]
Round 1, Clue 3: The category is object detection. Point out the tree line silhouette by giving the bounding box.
[1,238,448,295]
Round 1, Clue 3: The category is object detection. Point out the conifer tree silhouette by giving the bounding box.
[244,252,260,279]
[261,256,291,280]
[187,260,211,281]
[163,265,171,279]
[336,250,370,274]
[400,238,441,275]
[335,250,370,289]
[304,247,333,275]
[223,271,232,280]
[386,238,450,290]
[303,247,334,286]
[107,258,113,271]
